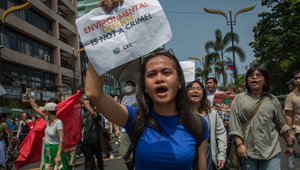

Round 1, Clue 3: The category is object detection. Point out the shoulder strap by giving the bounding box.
[242,96,264,133]
[0,124,3,139]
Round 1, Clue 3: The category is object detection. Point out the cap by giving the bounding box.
[286,78,295,85]
[44,102,57,111]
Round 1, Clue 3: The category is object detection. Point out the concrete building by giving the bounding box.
[77,0,99,18]
[0,0,80,110]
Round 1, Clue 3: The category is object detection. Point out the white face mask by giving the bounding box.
[124,86,134,94]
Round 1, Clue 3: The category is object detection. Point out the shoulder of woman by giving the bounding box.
[209,108,217,114]
[57,119,63,123]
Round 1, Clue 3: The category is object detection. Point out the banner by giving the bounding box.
[213,93,235,123]
[180,60,195,83]
[226,62,233,71]
[76,0,172,75]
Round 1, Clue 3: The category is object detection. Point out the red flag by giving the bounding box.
[15,90,83,169]
[57,90,83,151]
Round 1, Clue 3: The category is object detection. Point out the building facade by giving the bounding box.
[0,0,80,110]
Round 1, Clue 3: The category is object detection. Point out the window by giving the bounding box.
[2,62,55,91]
[3,27,53,63]
[4,0,52,35]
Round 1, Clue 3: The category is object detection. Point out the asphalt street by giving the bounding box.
[9,137,300,170]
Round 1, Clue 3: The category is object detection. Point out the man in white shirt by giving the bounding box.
[205,77,219,107]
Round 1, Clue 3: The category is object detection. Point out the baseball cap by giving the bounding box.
[44,102,57,111]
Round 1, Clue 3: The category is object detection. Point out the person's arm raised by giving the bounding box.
[99,0,124,13]
[25,91,46,119]
[85,63,128,127]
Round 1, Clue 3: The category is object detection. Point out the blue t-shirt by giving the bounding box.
[5,120,13,131]
[125,106,209,170]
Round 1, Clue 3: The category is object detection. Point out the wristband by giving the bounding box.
[237,143,244,149]
[286,143,294,147]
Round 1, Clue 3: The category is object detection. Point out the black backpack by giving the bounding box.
[83,114,101,144]
[21,122,29,135]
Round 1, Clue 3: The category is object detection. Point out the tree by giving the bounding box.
[189,57,210,82]
[250,0,300,95]
[204,29,246,86]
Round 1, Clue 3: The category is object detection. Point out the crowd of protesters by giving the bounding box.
[1,65,299,170]
[1,1,299,170]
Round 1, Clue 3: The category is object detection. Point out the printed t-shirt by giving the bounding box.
[124,106,209,170]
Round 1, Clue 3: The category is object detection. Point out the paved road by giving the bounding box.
[9,137,300,169]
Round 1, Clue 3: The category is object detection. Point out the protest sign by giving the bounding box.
[213,92,235,123]
[179,60,195,83]
[76,0,172,75]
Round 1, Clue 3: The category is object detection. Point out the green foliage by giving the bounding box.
[204,29,246,86]
[250,0,300,95]
[219,74,245,91]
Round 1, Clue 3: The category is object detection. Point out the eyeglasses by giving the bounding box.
[248,73,263,79]
[188,87,203,91]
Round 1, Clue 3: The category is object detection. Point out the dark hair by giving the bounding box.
[125,80,136,87]
[245,65,270,93]
[186,80,211,113]
[22,112,29,116]
[226,86,236,92]
[2,113,7,119]
[133,51,204,149]
[48,98,60,104]
[205,77,218,84]
[48,111,57,115]
[294,69,300,76]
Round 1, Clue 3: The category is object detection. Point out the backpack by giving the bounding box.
[21,122,29,135]
[126,113,206,169]
[82,114,101,144]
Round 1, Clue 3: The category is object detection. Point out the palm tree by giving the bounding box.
[204,29,246,86]
[189,57,210,81]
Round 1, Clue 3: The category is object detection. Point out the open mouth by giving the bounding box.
[191,94,200,100]
[155,86,168,95]
[251,80,259,84]
[192,94,199,97]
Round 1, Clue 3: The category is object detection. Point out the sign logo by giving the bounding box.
[113,47,121,54]
[123,43,133,49]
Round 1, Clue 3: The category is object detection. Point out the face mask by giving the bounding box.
[124,86,134,94]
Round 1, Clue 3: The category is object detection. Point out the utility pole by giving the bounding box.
[204,5,256,80]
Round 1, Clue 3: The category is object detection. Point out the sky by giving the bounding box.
[158,0,268,77]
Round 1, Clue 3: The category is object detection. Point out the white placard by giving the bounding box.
[76,0,172,75]
[180,60,195,83]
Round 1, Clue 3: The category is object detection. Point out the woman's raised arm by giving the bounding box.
[85,63,129,127]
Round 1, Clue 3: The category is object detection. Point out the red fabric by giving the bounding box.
[15,90,83,169]
[226,65,234,70]
[28,122,35,130]
[57,91,83,151]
